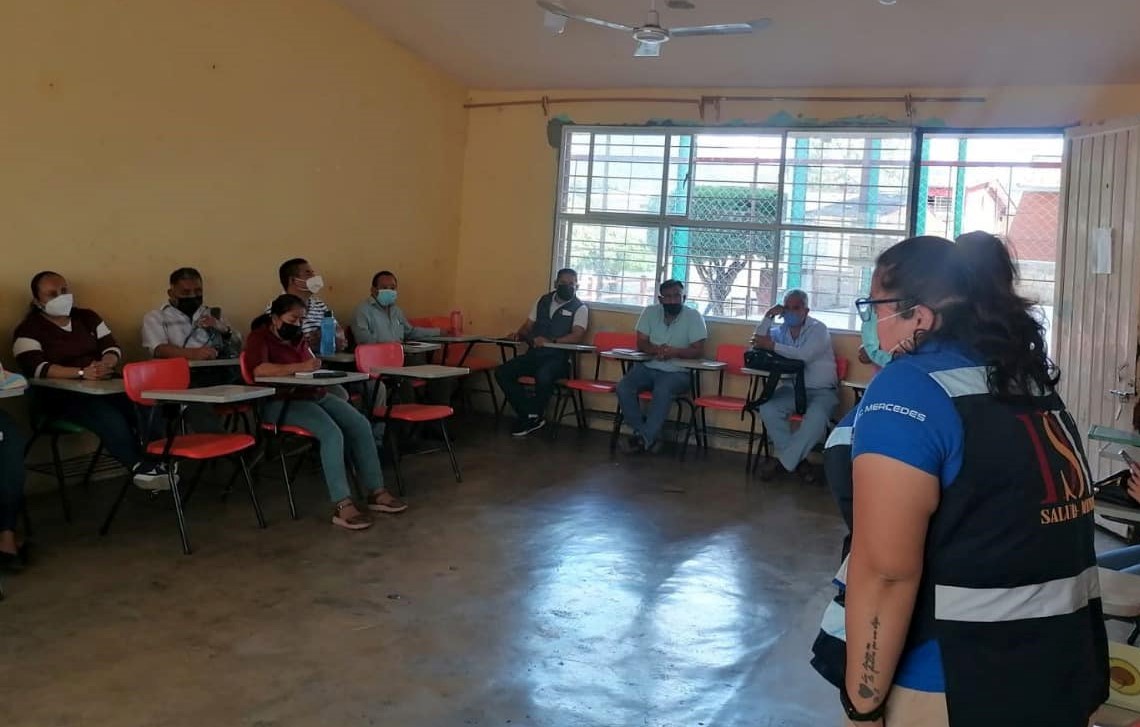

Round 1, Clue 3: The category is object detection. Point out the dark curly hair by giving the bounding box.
[874,232,1057,399]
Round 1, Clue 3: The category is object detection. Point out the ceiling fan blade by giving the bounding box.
[634,41,661,57]
[536,0,635,32]
[670,18,771,37]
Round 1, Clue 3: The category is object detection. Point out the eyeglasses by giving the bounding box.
[854,297,905,322]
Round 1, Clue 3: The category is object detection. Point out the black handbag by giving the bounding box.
[743,348,807,415]
[1094,469,1139,510]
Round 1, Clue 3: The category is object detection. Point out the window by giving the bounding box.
[916,132,1063,342]
[556,128,912,331]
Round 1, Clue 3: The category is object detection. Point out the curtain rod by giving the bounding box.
[464,93,987,112]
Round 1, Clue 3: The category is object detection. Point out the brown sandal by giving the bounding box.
[332,500,373,531]
[368,491,408,514]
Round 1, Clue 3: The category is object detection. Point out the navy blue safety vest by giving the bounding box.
[530,292,583,343]
[812,366,1107,726]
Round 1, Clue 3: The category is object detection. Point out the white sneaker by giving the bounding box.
[132,463,178,491]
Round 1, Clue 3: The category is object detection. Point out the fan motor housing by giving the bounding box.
[633,26,670,43]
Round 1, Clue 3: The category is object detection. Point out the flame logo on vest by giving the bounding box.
[1015,411,1095,525]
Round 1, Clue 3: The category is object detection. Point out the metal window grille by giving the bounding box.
[554,126,1061,332]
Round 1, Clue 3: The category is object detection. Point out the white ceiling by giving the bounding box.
[336,0,1140,90]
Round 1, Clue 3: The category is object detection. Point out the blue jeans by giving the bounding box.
[261,394,384,503]
[615,363,691,447]
[757,385,839,472]
[1098,544,1140,575]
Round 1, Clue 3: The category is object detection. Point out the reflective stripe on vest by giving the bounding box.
[934,565,1100,623]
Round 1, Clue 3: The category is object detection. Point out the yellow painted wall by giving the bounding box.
[454,84,1140,442]
[0,0,468,369]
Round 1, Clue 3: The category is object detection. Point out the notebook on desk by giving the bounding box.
[295,370,347,379]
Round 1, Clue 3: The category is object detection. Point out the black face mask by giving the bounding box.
[556,284,576,301]
[175,296,203,318]
[277,322,302,341]
[662,302,684,317]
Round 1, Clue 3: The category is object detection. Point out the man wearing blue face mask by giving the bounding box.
[752,289,838,482]
[352,270,442,346]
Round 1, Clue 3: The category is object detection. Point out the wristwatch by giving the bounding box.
[77,369,85,380]
[840,686,888,722]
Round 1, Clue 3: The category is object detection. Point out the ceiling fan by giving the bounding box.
[537,0,772,58]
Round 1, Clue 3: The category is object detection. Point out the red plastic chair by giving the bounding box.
[683,344,761,469]
[355,343,461,494]
[409,315,500,415]
[108,358,265,554]
[554,331,637,432]
[240,351,314,520]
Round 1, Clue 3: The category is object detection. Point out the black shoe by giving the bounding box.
[511,416,546,437]
[757,458,788,481]
[795,462,820,484]
[0,550,25,574]
[619,434,646,454]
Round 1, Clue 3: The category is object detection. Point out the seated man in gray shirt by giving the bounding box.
[353,270,446,406]
[752,289,838,483]
[351,270,441,345]
[141,267,243,433]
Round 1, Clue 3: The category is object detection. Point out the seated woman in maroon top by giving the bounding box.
[11,271,170,490]
[246,294,406,531]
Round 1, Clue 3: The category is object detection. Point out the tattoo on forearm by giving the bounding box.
[857,616,883,702]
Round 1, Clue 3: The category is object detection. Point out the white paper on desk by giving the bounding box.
[295,369,340,378]
[611,348,640,355]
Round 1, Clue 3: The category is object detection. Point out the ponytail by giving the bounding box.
[875,233,1058,399]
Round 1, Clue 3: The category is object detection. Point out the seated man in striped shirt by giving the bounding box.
[13,271,172,490]
[269,258,350,402]
[269,258,346,353]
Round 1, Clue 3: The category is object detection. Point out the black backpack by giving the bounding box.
[743,348,807,415]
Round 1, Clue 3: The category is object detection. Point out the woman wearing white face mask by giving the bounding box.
[819,235,1106,727]
[12,271,172,490]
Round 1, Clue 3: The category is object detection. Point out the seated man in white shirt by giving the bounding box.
[752,289,838,482]
[141,267,243,433]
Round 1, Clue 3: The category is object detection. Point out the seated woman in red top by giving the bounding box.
[246,294,406,531]
[12,271,170,490]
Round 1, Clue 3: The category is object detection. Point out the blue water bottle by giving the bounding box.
[319,311,336,357]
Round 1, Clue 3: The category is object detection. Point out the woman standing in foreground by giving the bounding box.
[832,234,1107,726]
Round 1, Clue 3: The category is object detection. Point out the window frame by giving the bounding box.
[552,124,1064,330]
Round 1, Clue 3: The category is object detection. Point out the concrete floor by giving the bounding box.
[1,419,854,727]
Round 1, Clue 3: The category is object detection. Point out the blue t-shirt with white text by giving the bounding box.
[850,341,977,693]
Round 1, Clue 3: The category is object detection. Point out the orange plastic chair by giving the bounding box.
[409,315,501,415]
[754,355,849,470]
[683,344,761,469]
[553,331,637,431]
[355,343,461,494]
[787,356,848,424]
[110,358,265,554]
[239,351,315,520]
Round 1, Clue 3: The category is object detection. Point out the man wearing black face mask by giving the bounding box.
[143,268,241,362]
[142,268,242,432]
[615,280,707,454]
[496,268,588,436]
